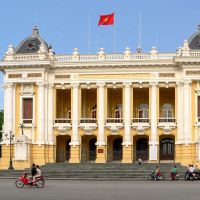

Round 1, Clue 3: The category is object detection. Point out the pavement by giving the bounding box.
[0,179,200,200]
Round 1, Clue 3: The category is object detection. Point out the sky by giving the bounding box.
[0,0,200,109]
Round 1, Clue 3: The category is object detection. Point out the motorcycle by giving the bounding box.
[147,171,164,181]
[15,173,45,188]
[184,171,200,181]
[170,172,179,180]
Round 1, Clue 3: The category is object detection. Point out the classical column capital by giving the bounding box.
[36,82,46,87]
[47,83,54,89]
[71,83,79,88]
[96,82,106,88]
[3,83,13,89]
[123,82,132,88]
[149,82,158,87]
[183,80,192,85]
[176,81,184,87]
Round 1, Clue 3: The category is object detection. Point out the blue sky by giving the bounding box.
[0,0,200,109]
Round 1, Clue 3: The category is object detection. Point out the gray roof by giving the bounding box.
[15,26,51,54]
[188,25,200,50]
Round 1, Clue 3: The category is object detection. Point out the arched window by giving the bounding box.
[161,103,173,118]
[138,104,149,118]
[67,106,71,119]
[91,104,97,119]
[114,104,122,118]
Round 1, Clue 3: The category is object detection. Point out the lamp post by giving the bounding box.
[19,123,24,135]
[4,131,15,170]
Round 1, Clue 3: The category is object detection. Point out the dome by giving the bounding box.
[15,26,52,54]
[188,25,200,50]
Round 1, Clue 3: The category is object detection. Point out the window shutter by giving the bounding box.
[23,98,33,119]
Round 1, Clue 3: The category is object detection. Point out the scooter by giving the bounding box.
[184,171,200,181]
[15,173,45,188]
[170,172,179,180]
[147,171,164,181]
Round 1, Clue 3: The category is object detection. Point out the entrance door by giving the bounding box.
[66,138,71,161]
[113,138,122,161]
[136,138,149,161]
[89,138,96,161]
[56,136,71,162]
[160,138,174,160]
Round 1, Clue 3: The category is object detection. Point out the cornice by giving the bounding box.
[0,60,53,70]
[175,57,200,64]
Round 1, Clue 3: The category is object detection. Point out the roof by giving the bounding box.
[188,25,200,50]
[15,26,51,54]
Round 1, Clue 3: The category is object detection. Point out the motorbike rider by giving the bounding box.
[31,163,37,183]
[194,165,200,174]
[151,166,162,180]
[188,164,195,179]
[170,165,178,180]
[35,165,42,179]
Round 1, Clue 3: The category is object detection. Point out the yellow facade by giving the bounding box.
[1,26,200,169]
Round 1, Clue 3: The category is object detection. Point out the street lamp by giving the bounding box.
[19,123,24,135]
[4,130,15,170]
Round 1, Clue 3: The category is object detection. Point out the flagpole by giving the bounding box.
[113,13,116,52]
[137,12,142,52]
[88,15,91,53]
[34,11,37,26]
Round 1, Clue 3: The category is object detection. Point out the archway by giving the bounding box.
[136,138,149,161]
[160,137,175,160]
[89,138,97,161]
[113,137,123,161]
[56,135,71,163]
[81,135,97,162]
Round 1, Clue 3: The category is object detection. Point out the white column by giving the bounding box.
[37,82,45,144]
[149,83,158,161]
[183,81,192,144]
[6,83,14,133]
[3,84,8,135]
[70,83,79,146]
[176,82,183,143]
[47,84,54,145]
[122,82,132,146]
[12,84,16,134]
[197,127,200,161]
[96,83,105,146]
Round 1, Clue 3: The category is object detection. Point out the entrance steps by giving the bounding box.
[0,163,187,180]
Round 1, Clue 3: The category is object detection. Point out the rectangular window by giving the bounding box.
[198,96,200,119]
[22,98,33,124]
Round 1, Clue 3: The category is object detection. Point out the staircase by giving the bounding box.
[0,163,187,180]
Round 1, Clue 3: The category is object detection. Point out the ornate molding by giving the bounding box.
[55,74,70,79]
[186,70,200,76]
[159,73,175,78]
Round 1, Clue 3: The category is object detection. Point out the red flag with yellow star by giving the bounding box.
[98,13,114,26]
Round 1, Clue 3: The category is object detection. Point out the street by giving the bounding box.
[0,179,200,200]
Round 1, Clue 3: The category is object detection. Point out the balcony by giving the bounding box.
[54,118,71,123]
[79,118,98,135]
[158,118,176,123]
[53,118,71,134]
[158,118,177,134]
[105,118,124,135]
[131,118,150,134]
[22,119,33,124]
